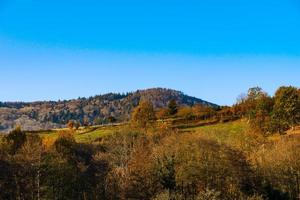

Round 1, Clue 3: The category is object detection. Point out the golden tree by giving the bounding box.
[131,101,156,133]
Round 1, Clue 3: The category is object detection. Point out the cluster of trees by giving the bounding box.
[233,86,300,134]
[155,99,236,126]
[153,86,299,135]
[0,129,252,199]
[156,100,218,121]
[1,119,299,199]
[1,86,299,199]
[0,127,110,199]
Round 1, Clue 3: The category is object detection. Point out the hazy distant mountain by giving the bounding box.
[0,88,217,132]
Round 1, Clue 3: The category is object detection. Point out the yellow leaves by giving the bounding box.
[41,130,75,149]
[42,137,56,149]
[177,106,193,119]
[156,108,169,119]
[131,101,156,132]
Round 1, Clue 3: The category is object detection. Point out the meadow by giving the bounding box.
[38,120,249,145]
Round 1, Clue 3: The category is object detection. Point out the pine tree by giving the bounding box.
[168,99,178,116]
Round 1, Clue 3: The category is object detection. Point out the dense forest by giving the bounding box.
[0,86,299,200]
[0,88,216,133]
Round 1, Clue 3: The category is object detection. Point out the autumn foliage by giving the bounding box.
[0,85,299,199]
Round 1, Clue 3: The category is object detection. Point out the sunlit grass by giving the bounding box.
[39,125,123,143]
[182,120,257,149]
[75,126,120,143]
[37,119,268,150]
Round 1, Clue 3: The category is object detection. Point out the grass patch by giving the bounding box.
[75,126,120,143]
[39,125,123,143]
[38,120,257,148]
[182,120,254,149]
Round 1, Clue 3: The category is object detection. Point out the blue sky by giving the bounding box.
[0,0,300,105]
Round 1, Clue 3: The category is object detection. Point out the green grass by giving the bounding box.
[38,120,252,147]
[39,125,122,143]
[182,120,252,148]
[75,126,120,143]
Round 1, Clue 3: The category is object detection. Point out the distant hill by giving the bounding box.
[0,88,217,132]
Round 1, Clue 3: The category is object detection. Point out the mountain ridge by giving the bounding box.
[0,88,218,132]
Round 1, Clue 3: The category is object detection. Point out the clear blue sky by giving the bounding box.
[0,0,300,105]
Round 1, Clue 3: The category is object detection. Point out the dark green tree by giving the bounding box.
[108,116,117,123]
[168,99,178,116]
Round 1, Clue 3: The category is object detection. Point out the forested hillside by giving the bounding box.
[0,85,299,199]
[0,88,216,132]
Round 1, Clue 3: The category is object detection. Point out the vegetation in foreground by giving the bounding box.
[0,85,299,200]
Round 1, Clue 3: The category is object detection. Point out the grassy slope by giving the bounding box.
[38,119,300,148]
[39,125,121,143]
[38,120,249,144]
[75,126,122,143]
[182,120,254,149]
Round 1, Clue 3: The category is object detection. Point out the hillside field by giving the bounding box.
[38,120,300,145]
[37,120,277,147]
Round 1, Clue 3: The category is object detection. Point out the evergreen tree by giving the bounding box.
[168,99,178,116]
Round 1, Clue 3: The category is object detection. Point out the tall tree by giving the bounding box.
[245,87,266,120]
[234,87,274,134]
[131,101,156,132]
[273,86,300,132]
[252,94,274,134]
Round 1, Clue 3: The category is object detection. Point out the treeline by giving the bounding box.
[157,86,300,135]
[156,99,235,124]
[233,86,300,135]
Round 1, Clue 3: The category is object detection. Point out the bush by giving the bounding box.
[196,188,221,200]
[4,126,26,155]
[152,133,258,199]
[250,137,300,199]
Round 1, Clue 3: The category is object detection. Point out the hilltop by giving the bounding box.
[0,88,217,132]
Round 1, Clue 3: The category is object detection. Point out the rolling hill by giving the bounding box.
[0,88,217,132]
